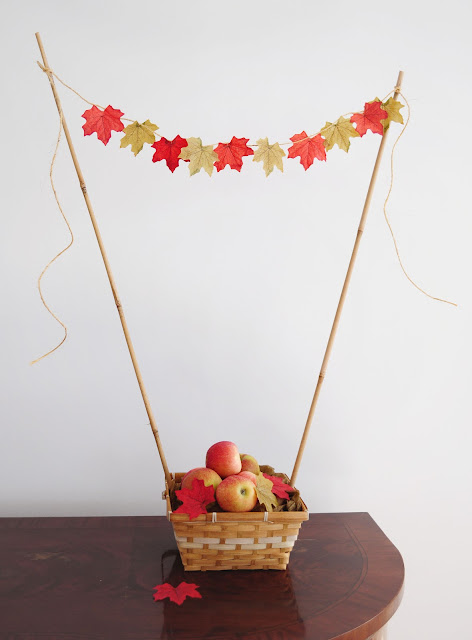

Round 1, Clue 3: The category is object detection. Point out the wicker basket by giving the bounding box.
[164,472,309,571]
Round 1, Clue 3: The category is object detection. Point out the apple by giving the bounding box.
[237,470,258,485]
[206,441,242,478]
[240,453,260,475]
[216,474,257,512]
[181,467,222,492]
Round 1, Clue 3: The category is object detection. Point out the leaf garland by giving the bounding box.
[253,138,286,176]
[82,105,124,145]
[287,132,326,170]
[320,116,360,152]
[81,94,404,175]
[214,136,254,172]
[179,137,219,176]
[350,99,388,137]
[381,97,404,131]
[152,135,188,172]
[120,120,158,155]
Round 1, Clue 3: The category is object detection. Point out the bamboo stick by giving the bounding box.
[35,32,172,488]
[290,71,404,486]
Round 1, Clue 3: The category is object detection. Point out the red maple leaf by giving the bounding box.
[287,132,326,170]
[153,581,202,605]
[174,479,215,520]
[350,100,388,137]
[81,105,124,145]
[262,473,295,500]
[214,136,254,172]
[151,135,188,172]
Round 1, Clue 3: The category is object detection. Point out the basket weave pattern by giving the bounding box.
[166,473,309,571]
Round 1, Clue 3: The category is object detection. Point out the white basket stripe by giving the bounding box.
[208,544,236,550]
[224,538,254,545]
[257,536,282,544]
[271,541,294,549]
[193,537,220,544]
[286,535,298,542]
[179,542,204,549]
[239,543,267,550]
[175,535,188,542]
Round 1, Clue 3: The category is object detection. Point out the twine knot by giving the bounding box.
[37,61,53,76]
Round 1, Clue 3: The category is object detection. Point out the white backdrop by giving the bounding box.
[1,1,471,638]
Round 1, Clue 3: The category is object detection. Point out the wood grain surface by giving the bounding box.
[0,513,404,640]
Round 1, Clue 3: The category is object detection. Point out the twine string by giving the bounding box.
[383,90,457,307]
[30,107,74,365]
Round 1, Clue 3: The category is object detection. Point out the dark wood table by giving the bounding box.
[0,513,403,640]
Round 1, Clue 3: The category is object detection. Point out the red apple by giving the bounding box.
[205,441,242,478]
[216,474,257,512]
[181,467,222,492]
[240,453,260,475]
[237,470,258,485]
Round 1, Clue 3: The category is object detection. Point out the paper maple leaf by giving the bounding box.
[381,97,405,131]
[288,132,326,170]
[120,120,158,156]
[174,479,215,520]
[350,100,388,137]
[320,116,359,153]
[253,138,285,177]
[262,473,295,500]
[153,582,202,605]
[81,105,124,145]
[214,137,254,172]
[255,474,278,512]
[179,137,218,176]
[151,135,188,172]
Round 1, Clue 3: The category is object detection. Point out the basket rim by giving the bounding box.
[164,472,309,523]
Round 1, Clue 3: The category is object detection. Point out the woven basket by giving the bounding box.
[164,472,309,571]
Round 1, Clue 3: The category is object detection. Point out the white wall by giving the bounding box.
[1,1,471,638]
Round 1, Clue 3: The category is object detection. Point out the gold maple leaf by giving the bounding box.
[120,120,158,155]
[320,116,359,152]
[255,474,278,512]
[381,97,404,131]
[179,137,218,176]
[253,138,285,176]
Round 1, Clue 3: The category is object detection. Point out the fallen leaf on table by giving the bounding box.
[174,479,215,520]
[153,582,202,605]
[81,105,124,145]
[120,120,158,155]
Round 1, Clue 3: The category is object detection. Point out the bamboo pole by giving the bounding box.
[35,32,172,488]
[290,71,404,486]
